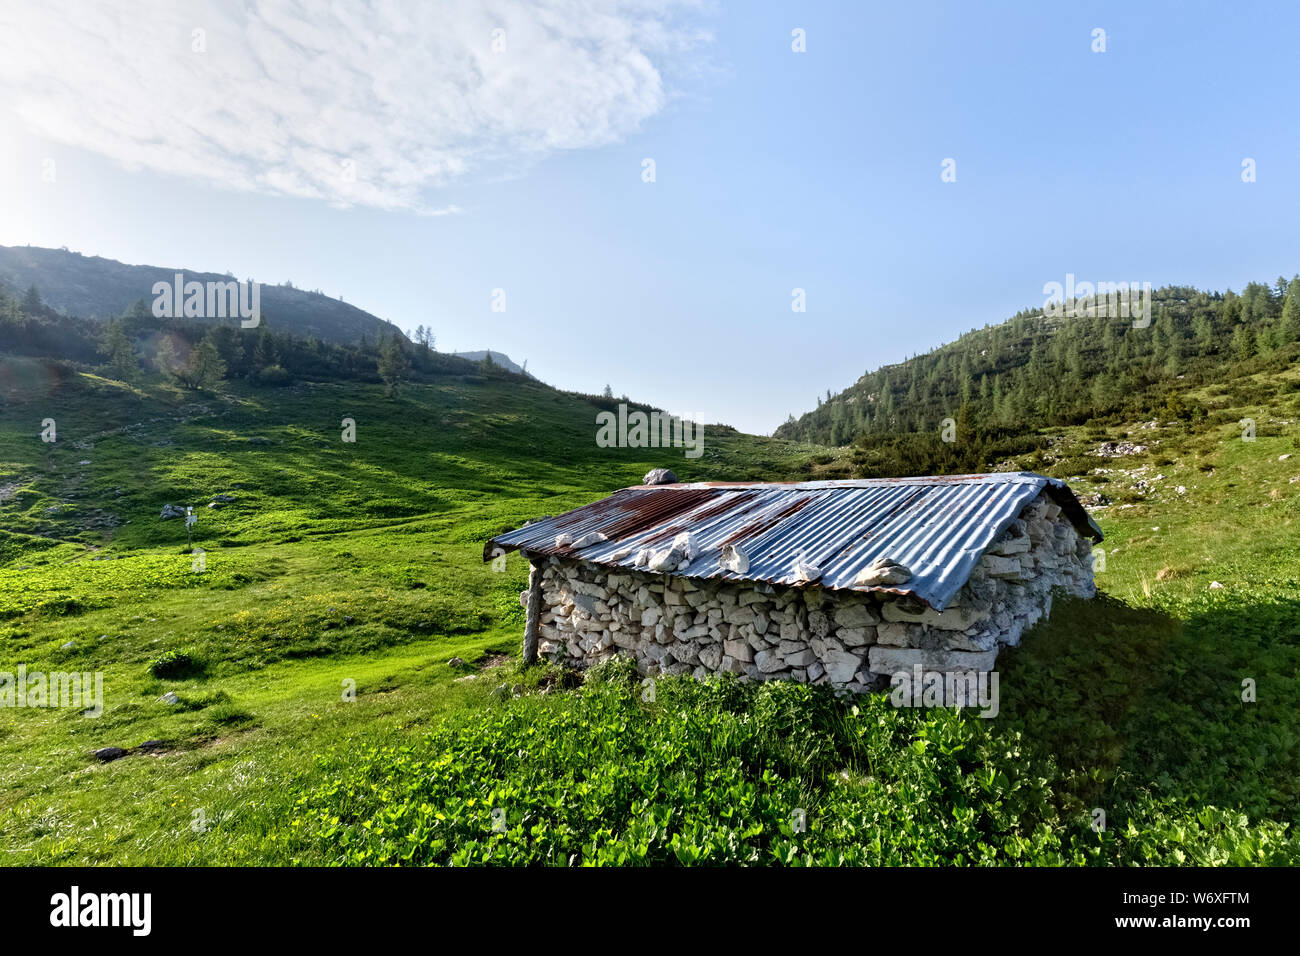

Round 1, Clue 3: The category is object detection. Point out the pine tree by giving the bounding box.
[180,334,227,390]
[156,337,180,380]
[1192,313,1214,354]
[1281,277,1300,343]
[377,334,411,396]
[252,328,277,371]
[99,321,137,380]
[21,285,42,315]
[1230,323,1255,361]
[1163,338,1183,378]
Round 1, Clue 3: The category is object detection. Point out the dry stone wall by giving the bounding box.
[531,492,1096,691]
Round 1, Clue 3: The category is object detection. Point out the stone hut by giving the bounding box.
[485,473,1102,692]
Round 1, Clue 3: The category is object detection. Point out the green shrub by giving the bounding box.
[291,677,1095,866]
[256,364,293,387]
[149,649,204,680]
[584,654,638,688]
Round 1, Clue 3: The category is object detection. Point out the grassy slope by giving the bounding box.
[0,355,1296,864]
[0,358,825,863]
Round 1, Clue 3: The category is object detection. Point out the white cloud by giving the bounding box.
[0,0,711,211]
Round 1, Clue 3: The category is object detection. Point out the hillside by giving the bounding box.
[0,309,1297,863]
[0,245,403,345]
[777,279,1300,458]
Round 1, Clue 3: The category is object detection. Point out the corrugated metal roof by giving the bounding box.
[485,473,1102,610]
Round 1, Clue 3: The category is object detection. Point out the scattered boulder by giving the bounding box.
[447,657,466,667]
[159,504,186,520]
[643,468,678,485]
[158,692,180,705]
[1095,441,1148,458]
[93,747,127,762]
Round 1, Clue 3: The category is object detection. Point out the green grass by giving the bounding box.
[0,355,1296,865]
[290,663,1297,866]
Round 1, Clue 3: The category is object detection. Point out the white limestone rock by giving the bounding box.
[822,649,864,685]
[719,543,750,575]
[854,557,912,587]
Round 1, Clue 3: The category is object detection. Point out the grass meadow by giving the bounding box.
[1,356,1297,864]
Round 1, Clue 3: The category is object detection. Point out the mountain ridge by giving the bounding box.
[450,350,531,377]
[777,278,1300,448]
[0,244,404,345]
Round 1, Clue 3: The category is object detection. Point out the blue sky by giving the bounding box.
[2,0,1298,434]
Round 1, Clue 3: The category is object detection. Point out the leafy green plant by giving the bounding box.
[149,649,204,680]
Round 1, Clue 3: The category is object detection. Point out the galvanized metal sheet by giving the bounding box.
[486,473,1101,610]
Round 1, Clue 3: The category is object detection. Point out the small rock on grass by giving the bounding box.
[93,747,127,762]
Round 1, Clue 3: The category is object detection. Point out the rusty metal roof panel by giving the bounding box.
[486,472,1101,610]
